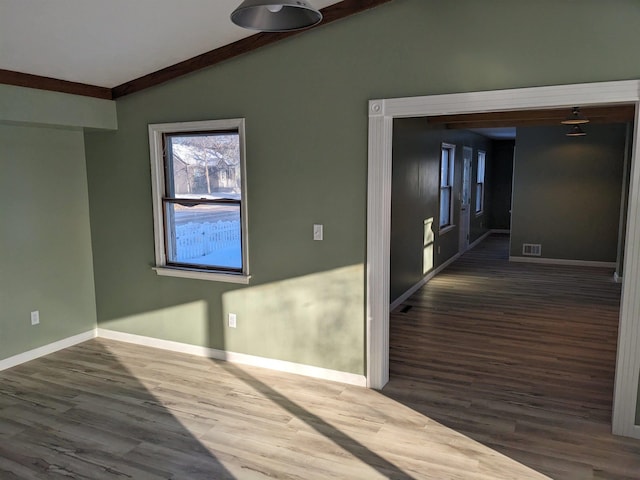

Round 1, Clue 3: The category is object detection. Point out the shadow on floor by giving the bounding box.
[0,341,235,480]
[385,234,640,479]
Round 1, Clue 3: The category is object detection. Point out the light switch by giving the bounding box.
[313,224,323,241]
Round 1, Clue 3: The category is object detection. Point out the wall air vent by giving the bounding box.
[522,243,542,256]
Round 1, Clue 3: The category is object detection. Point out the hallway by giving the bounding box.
[385,234,640,478]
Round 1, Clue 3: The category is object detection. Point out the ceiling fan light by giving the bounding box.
[566,124,586,137]
[561,107,590,125]
[231,0,322,32]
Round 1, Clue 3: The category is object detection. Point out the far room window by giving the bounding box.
[148,119,249,283]
[476,150,486,214]
[440,144,455,229]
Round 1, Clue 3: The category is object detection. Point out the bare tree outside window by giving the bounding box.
[162,130,243,271]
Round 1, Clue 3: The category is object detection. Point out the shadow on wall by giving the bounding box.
[220,264,365,374]
[98,264,365,375]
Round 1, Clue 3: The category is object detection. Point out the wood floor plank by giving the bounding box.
[385,234,640,479]
[1,235,639,479]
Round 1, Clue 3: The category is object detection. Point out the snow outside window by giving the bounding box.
[476,151,486,214]
[149,119,249,283]
[440,144,455,229]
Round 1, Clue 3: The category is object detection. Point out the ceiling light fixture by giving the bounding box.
[561,106,589,125]
[231,1,323,32]
[566,124,586,137]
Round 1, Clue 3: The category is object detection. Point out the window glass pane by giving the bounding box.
[441,150,449,185]
[476,185,483,212]
[477,152,485,182]
[440,189,450,226]
[165,202,241,270]
[167,132,241,200]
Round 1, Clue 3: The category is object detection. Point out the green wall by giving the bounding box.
[637,371,640,425]
[0,85,113,362]
[390,118,491,303]
[84,0,640,377]
[616,124,634,278]
[0,84,116,130]
[510,124,627,262]
[0,125,97,359]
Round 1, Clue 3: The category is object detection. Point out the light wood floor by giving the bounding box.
[1,235,639,479]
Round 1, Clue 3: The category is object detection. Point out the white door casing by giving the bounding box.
[366,80,640,439]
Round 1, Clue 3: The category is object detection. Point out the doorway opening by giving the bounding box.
[366,80,640,439]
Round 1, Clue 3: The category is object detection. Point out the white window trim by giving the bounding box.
[367,80,640,440]
[148,118,250,284]
[439,225,456,236]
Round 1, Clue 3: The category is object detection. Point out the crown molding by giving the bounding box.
[0,69,112,100]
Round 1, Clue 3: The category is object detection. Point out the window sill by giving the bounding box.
[475,211,483,217]
[439,225,456,235]
[153,267,251,284]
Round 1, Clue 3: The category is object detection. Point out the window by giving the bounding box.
[439,144,455,229]
[149,119,249,283]
[475,150,485,214]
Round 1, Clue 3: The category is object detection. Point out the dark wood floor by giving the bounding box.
[386,234,640,479]
[1,234,639,479]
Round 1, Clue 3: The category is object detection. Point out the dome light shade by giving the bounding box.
[566,124,586,137]
[561,107,590,125]
[231,1,323,32]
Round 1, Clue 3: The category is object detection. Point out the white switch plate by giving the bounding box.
[31,310,40,325]
[228,313,237,328]
[313,224,323,241]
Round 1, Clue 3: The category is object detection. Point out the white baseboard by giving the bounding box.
[97,328,367,388]
[0,329,97,372]
[0,327,367,388]
[614,271,624,284]
[390,251,462,311]
[509,256,616,268]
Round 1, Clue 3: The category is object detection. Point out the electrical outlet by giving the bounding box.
[228,313,237,328]
[30,310,40,325]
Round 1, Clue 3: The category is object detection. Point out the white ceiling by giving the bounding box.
[0,0,341,88]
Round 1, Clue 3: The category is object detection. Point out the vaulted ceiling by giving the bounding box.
[0,0,637,132]
[0,0,390,99]
[1,0,294,88]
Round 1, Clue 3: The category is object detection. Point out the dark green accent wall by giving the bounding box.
[616,124,634,278]
[389,118,491,303]
[83,0,640,377]
[488,140,515,231]
[510,124,626,262]
[0,125,97,359]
